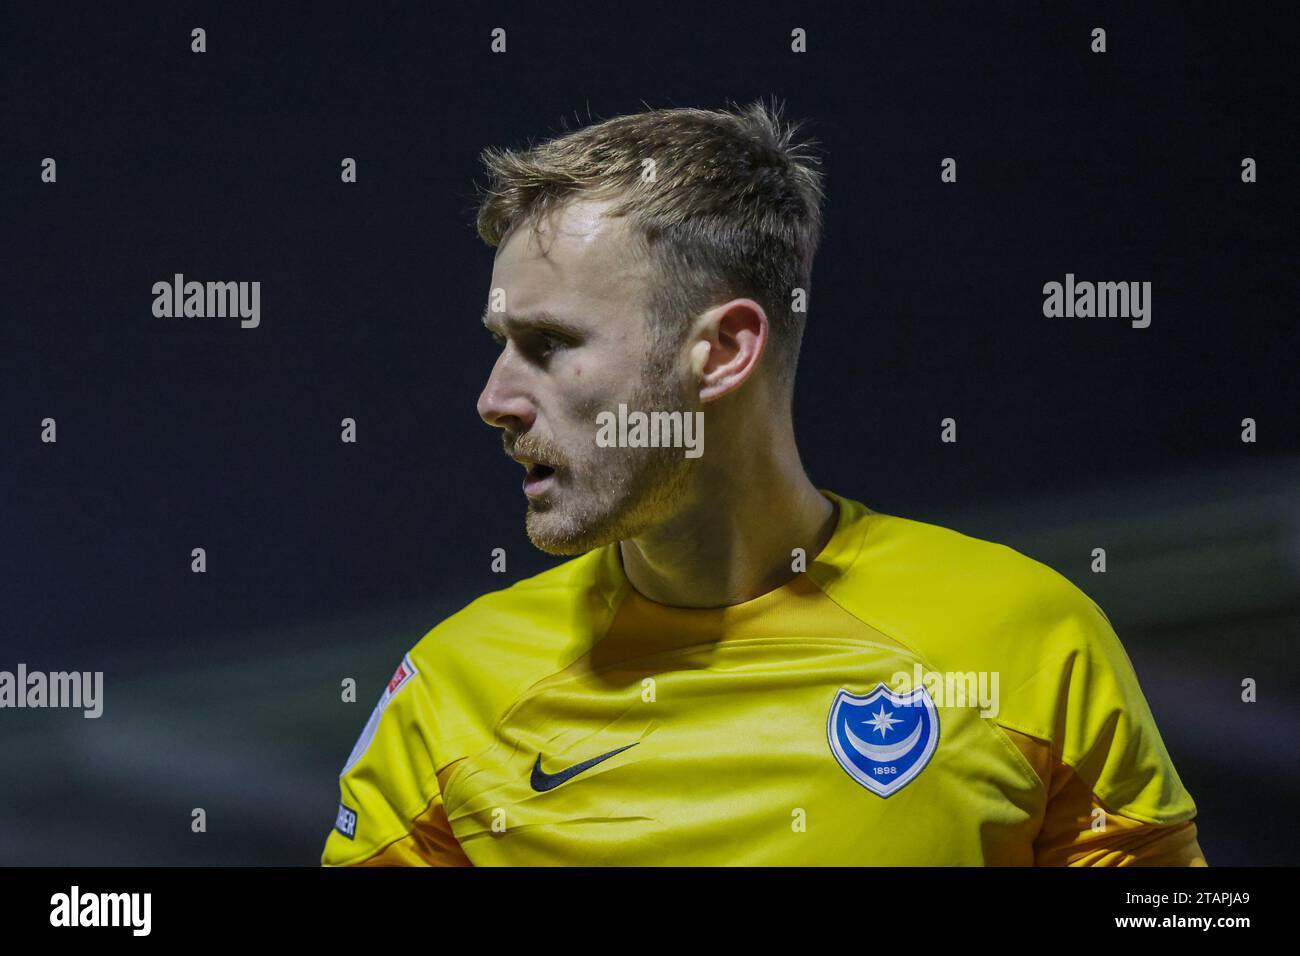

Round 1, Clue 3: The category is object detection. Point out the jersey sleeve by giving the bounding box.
[1034,775,1206,866]
[320,653,471,867]
[1026,596,1206,866]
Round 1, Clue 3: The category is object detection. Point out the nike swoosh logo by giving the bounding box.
[530,742,639,792]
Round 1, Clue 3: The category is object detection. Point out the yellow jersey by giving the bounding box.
[322,490,1205,866]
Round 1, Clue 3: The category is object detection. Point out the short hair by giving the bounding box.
[474,98,826,394]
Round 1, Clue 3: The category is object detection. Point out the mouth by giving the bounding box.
[516,459,558,496]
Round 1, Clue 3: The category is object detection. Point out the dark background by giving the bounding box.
[1,1,1296,865]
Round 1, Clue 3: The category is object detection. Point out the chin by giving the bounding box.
[525,528,606,556]
[526,518,599,556]
[528,539,595,557]
[523,474,676,556]
[525,506,623,556]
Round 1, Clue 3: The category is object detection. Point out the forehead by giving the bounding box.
[489,197,652,318]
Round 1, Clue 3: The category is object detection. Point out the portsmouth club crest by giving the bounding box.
[827,683,939,797]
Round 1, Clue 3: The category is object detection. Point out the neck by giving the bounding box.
[617,431,836,608]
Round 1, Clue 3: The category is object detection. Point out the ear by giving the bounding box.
[689,299,769,402]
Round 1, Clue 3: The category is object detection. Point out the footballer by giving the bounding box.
[322,101,1206,866]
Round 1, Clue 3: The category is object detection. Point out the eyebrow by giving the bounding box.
[480,308,587,337]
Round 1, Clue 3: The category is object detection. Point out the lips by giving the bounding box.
[522,462,556,496]
[510,452,559,496]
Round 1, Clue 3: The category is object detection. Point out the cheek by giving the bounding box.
[563,378,617,438]
[561,354,630,419]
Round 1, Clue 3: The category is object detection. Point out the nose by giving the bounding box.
[476,350,536,432]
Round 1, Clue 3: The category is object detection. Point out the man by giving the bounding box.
[322,101,1205,866]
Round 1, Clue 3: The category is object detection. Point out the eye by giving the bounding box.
[526,330,570,359]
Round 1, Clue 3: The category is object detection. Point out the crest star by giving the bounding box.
[867,704,901,737]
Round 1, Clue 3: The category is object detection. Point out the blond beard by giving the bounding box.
[525,366,698,556]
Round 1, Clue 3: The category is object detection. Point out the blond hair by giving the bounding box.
[474,99,826,392]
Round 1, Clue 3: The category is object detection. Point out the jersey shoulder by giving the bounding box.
[820,499,1197,824]
[822,504,1117,675]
